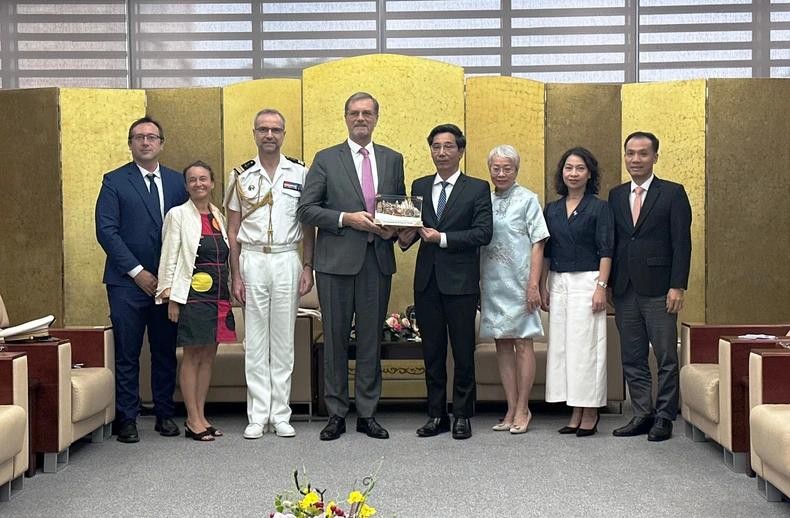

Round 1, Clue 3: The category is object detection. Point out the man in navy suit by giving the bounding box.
[95,117,188,443]
[608,131,692,442]
[399,124,493,440]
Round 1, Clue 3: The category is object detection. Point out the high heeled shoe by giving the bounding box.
[184,423,215,442]
[206,425,223,437]
[492,421,513,431]
[557,425,579,434]
[576,414,600,437]
[510,411,532,435]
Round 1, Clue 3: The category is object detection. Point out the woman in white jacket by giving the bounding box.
[157,161,236,442]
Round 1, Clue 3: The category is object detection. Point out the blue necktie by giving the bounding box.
[146,173,161,221]
[436,181,449,219]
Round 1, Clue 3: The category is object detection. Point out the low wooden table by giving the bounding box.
[311,340,424,417]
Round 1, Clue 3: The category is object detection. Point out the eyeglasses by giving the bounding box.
[345,110,376,119]
[130,134,162,143]
[430,143,458,152]
[254,127,284,135]
[491,166,515,175]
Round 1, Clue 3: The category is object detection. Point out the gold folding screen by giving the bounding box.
[0,89,64,324]
[545,84,622,204]
[622,80,707,324]
[221,79,303,187]
[466,77,545,199]
[146,88,224,207]
[705,79,790,323]
[0,58,787,328]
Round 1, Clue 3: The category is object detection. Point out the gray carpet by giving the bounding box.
[3,404,788,517]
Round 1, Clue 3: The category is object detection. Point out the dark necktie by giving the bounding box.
[436,181,449,219]
[146,173,161,220]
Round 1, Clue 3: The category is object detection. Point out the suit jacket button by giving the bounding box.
[631,237,635,241]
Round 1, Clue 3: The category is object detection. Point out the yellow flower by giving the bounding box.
[299,491,320,509]
[360,503,377,517]
[347,490,365,504]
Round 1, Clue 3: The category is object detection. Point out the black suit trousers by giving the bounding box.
[416,269,478,418]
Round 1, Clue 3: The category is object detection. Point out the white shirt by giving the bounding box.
[431,170,461,249]
[339,139,378,227]
[226,155,307,246]
[629,174,655,208]
[128,163,164,278]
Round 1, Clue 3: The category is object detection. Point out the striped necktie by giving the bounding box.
[436,181,449,219]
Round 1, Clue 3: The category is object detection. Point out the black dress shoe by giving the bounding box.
[320,416,346,441]
[612,416,655,437]
[356,417,389,439]
[416,416,451,437]
[647,417,673,442]
[117,421,139,443]
[155,417,180,437]
[558,425,579,434]
[452,417,472,440]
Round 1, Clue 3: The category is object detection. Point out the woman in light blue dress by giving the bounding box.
[480,145,550,434]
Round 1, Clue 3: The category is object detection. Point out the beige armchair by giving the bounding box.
[0,351,29,501]
[748,349,790,501]
[0,293,115,474]
[679,323,790,472]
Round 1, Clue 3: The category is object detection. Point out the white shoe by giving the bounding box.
[243,423,265,439]
[271,421,296,438]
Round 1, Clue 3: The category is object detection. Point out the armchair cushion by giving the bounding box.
[751,405,790,473]
[0,406,26,462]
[71,368,113,422]
[680,364,720,423]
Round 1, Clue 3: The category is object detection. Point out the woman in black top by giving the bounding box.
[540,147,613,437]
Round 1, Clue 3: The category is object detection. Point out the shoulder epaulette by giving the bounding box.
[232,159,256,176]
[284,155,305,167]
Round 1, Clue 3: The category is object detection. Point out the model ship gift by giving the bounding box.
[373,195,423,227]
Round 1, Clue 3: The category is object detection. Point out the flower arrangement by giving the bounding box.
[382,305,420,342]
[270,470,378,518]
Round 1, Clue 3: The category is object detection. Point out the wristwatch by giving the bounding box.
[596,280,608,289]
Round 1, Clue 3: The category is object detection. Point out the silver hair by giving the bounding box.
[253,108,286,129]
[487,144,520,171]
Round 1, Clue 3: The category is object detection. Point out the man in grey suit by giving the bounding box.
[297,92,406,441]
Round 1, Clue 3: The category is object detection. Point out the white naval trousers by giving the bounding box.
[240,248,301,425]
[544,270,608,408]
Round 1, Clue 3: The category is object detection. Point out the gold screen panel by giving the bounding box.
[705,79,790,323]
[0,89,63,324]
[146,88,223,207]
[545,83,622,204]
[60,88,146,325]
[465,77,545,200]
[221,79,302,188]
[302,54,465,314]
[621,80,706,324]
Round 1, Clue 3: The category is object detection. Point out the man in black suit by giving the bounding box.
[399,124,493,440]
[298,92,405,441]
[95,117,188,443]
[608,131,692,442]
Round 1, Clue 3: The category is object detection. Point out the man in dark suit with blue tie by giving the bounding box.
[608,131,692,442]
[399,124,493,440]
[95,117,188,443]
